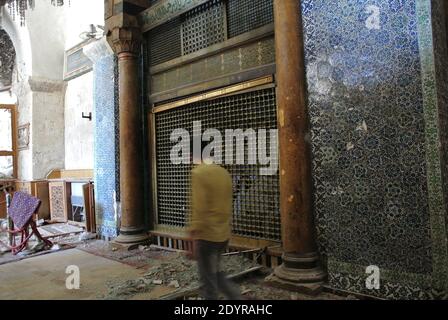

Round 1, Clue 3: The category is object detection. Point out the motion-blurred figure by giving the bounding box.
[188,152,242,300]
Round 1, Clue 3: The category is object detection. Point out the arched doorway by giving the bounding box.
[0,28,15,92]
[0,28,17,180]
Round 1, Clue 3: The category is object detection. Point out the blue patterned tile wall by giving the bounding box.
[301,0,448,298]
[93,54,119,239]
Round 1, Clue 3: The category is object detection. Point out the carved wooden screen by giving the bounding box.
[49,181,70,223]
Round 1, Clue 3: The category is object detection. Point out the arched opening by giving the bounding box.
[0,28,15,91]
[0,28,17,179]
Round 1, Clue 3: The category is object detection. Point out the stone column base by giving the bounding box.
[265,274,324,296]
[265,252,327,296]
[112,226,150,250]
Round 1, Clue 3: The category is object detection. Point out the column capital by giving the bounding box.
[28,77,66,93]
[104,0,148,56]
[107,26,142,55]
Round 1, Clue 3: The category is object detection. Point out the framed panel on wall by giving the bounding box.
[64,39,95,81]
[17,123,30,151]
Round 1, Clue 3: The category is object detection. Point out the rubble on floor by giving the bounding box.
[37,223,84,239]
[101,252,261,300]
[1,233,352,300]
[98,246,347,300]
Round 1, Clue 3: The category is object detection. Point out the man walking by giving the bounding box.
[188,152,242,300]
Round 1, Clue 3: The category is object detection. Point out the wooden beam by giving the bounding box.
[152,76,274,113]
[150,227,281,250]
[149,64,276,104]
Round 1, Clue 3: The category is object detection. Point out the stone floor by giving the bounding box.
[0,237,348,300]
[0,249,147,300]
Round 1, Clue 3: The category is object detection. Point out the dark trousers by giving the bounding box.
[196,240,242,300]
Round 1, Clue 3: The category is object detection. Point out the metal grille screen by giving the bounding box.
[181,0,226,55]
[227,0,274,38]
[155,87,281,241]
[148,18,182,67]
[146,0,274,67]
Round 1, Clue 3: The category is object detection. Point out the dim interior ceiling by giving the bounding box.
[0,28,15,89]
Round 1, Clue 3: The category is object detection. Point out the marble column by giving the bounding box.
[266,0,326,294]
[108,27,148,245]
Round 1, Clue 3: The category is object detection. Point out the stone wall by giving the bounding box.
[30,77,66,179]
[2,0,103,179]
[63,0,103,170]
[64,72,94,170]
[2,2,66,180]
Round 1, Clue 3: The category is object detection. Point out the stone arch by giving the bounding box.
[0,6,33,82]
[0,29,15,89]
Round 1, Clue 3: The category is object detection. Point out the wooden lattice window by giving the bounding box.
[0,104,17,179]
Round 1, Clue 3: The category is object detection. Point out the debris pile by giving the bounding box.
[102,252,261,300]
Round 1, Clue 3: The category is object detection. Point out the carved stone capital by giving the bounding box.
[107,27,142,55]
[28,77,66,93]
